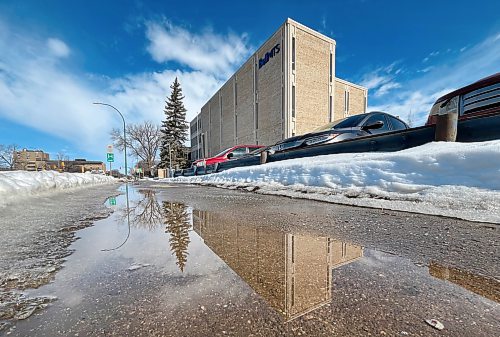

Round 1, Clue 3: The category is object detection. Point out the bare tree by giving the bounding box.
[0,144,18,169]
[407,108,414,128]
[110,121,161,175]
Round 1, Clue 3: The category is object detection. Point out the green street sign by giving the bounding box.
[107,153,114,162]
[109,197,116,206]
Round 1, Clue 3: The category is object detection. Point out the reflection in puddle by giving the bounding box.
[113,189,499,323]
[163,202,191,272]
[122,189,364,321]
[192,210,363,321]
[126,189,163,230]
[429,262,499,303]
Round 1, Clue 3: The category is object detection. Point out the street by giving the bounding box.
[1,182,498,336]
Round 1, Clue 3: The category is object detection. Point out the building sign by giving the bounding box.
[258,43,280,69]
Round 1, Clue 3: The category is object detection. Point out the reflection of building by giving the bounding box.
[429,262,499,303]
[13,149,50,171]
[192,210,363,321]
[190,18,368,160]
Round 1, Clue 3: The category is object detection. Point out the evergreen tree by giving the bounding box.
[163,202,191,272]
[160,77,189,169]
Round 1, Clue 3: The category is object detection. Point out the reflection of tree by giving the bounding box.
[163,202,191,272]
[119,189,163,230]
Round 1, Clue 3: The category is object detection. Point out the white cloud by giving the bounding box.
[360,62,402,97]
[417,66,434,73]
[47,38,70,58]
[367,31,500,126]
[0,19,250,162]
[374,82,401,97]
[145,21,252,78]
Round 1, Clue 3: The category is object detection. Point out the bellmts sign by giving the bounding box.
[259,43,280,69]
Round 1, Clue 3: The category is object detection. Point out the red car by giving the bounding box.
[193,145,264,167]
[426,72,500,125]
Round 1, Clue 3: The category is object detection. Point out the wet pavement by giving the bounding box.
[1,183,499,336]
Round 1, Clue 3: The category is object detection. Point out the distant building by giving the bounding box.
[46,159,105,173]
[13,149,104,173]
[190,18,368,160]
[13,149,50,171]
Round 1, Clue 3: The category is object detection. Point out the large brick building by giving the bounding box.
[190,18,367,160]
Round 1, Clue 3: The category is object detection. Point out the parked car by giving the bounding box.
[193,144,265,167]
[426,72,500,125]
[268,111,409,154]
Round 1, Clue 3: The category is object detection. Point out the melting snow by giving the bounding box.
[0,171,116,207]
[170,140,500,223]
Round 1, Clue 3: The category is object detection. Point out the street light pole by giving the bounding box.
[92,102,128,178]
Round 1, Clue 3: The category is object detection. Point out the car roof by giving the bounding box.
[434,72,500,104]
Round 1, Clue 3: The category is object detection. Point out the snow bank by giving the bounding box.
[171,140,500,223]
[0,171,116,207]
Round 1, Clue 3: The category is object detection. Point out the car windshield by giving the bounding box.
[313,114,366,131]
[213,147,232,157]
[248,147,266,155]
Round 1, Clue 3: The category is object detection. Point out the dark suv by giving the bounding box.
[426,72,500,125]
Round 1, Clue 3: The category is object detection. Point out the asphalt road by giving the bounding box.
[2,182,498,336]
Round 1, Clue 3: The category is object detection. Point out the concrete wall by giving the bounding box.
[334,78,367,121]
[293,25,333,135]
[209,93,221,156]
[200,103,210,157]
[220,79,235,150]
[235,58,255,146]
[255,28,283,146]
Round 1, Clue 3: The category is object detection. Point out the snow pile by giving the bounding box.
[0,171,116,207]
[172,140,500,223]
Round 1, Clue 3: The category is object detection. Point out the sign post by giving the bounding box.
[106,145,114,175]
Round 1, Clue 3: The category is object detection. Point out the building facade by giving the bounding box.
[13,149,50,171]
[190,18,368,160]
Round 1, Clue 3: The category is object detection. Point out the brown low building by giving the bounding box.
[13,149,50,171]
[190,18,368,160]
[47,159,105,173]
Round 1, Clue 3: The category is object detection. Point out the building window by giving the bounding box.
[292,37,296,71]
[344,90,350,115]
[329,95,333,121]
[329,53,333,82]
[292,85,296,118]
[255,102,259,130]
[235,113,238,136]
[235,81,238,106]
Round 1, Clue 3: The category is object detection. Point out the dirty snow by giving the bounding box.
[170,140,500,223]
[0,171,116,207]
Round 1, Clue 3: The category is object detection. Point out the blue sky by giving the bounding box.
[0,0,499,171]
